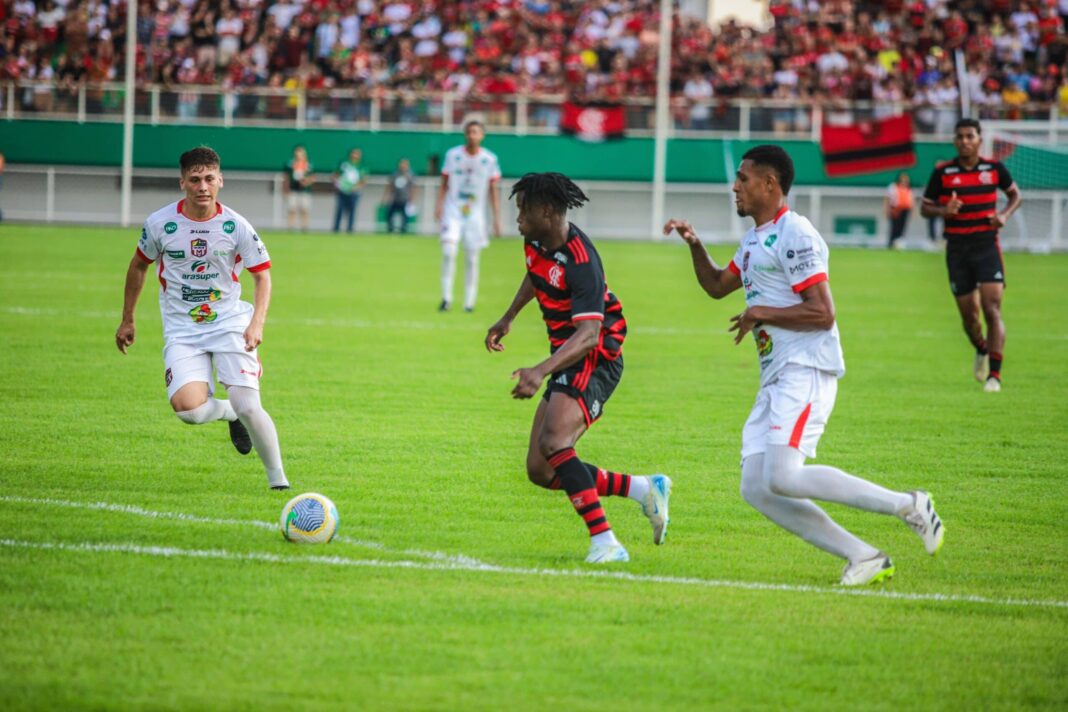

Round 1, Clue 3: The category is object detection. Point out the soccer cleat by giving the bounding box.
[585,540,629,564]
[901,490,945,555]
[840,553,895,586]
[463,306,474,313]
[641,474,672,545]
[228,418,253,455]
[438,299,451,312]
[983,377,1001,393]
[974,353,990,382]
[270,484,291,491]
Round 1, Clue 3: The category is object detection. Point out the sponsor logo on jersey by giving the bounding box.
[553,251,569,264]
[548,264,564,288]
[181,285,222,303]
[164,222,178,234]
[789,260,817,275]
[139,228,148,246]
[165,368,173,386]
[166,249,186,259]
[753,264,779,273]
[945,167,960,174]
[190,229,210,234]
[223,220,236,234]
[590,400,601,418]
[764,233,778,248]
[213,250,229,256]
[556,373,568,386]
[191,238,208,257]
[743,275,760,300]
[188,304,218,323]
[252,233,260,242]
[182,261,220,280]
[742,251,750,271]
[756,329,773,357]
[978,163,991,170]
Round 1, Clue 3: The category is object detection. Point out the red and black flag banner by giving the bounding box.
[820,114,916,177]
[560,102,626,142]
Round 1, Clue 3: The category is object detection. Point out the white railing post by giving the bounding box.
[516,94,528,135]
[150,85,160,124]
[5,82,13,119]
[370,92,381,131]
[1051,192,1064,252]
[273,173,284,229]
[224,89,233,128]
[296,89,306,129]
[46,167,56,222]
[442,93,453,133]
[810,104,821,143]
[77,84,86,122]
[738,101,750,140]
[810,187,823,237]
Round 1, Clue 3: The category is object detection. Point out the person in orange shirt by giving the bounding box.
[883,172,914,249]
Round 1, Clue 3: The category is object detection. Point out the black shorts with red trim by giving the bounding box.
[946,238,1005,296]
[542,352,623,426]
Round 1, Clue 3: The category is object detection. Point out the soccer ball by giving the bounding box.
[279,492,339,544]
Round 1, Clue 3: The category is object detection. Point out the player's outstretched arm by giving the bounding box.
[244,269,272,352]
[116,255,150,354]
[729,280,835,344]
[486,275,535,352]
[663,218,742,299]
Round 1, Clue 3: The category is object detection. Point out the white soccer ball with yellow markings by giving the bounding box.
[280,492,339,544]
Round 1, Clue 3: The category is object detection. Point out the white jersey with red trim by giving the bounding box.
[441,145,500,225]
[728,208,845,386]
[136,200,271,343]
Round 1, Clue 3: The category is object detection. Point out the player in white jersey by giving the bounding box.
[664,145,945,585]
[434,119,502,312]
[115,147,289,490]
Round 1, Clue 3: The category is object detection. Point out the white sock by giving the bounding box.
[743,454,879,563]
[175,398,236,425]
[441,241,458,304]
[765,445,913,515]
[463,247,481,309]
[228,386,288,488]
[591,529,620,546]
[627,475,651,503]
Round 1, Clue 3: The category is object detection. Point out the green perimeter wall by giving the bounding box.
[0,118,1045,187]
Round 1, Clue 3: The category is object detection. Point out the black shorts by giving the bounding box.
[946,239,1005,296]
[542,352,623,426]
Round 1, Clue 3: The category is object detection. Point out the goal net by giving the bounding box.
[986,127,1068,252]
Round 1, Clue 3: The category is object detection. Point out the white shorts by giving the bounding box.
[441,217,488,250]
[741,364,838,461]
[163,330,261,399]
[287,193,311,211]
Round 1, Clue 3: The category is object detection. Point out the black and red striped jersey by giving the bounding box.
[922,157,1016,242]
[524,224,626,360]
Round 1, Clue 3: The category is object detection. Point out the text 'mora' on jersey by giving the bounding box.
[524,224,626,359]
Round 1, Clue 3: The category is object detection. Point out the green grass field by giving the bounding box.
[1,223,1066,710]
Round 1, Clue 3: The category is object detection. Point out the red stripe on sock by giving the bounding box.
[548,448,577,469]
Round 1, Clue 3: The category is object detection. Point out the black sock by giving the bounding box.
[989,352,1002,380]
[548,448,611,536]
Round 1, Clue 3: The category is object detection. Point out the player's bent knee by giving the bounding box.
[526,462,556,488]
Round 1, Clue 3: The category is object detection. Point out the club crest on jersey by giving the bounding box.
[191,238,208,257]
[222,220,236,234]
[548,264,564,288]
[979,171,994,185]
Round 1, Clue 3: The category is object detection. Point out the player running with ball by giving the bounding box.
[115,146,289,490]
[664,145,944,585]
[486,172,671,564]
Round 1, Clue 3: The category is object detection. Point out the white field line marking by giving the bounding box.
[0,496,491,569]
[2,537,1067,611]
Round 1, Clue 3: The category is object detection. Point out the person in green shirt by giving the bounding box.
[332,148,366,233]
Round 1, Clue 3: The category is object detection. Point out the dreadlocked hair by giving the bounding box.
[509,172,589,213]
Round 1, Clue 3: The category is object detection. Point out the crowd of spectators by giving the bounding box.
[1,0,1067,130]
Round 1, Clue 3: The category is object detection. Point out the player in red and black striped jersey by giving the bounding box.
[921,118,1022,392]
[484,172,672,564]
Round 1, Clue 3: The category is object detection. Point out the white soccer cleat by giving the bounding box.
[901,490,945,555]
[974,353,990,382]
[983,377,1001,393]
[585,540,629,564]
[641,474,672,545]
[840,552,895,586]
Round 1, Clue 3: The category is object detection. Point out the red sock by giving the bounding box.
[592,467,631,497]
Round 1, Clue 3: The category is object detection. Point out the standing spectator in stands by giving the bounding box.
[884,172,914,250]
[683,70,714,130]
[331,148,366,234]
[284,145,314,232]
[383,158,416,234]
[216,7,244,68]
